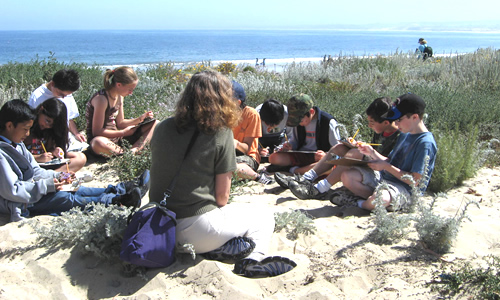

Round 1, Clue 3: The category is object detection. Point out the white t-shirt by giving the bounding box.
[28,84,80,121]
[255,103,292,138]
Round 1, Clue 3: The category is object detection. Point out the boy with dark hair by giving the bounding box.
[268,94,341,174]
[255,99,292,158]
[0,100,147,222]
[28,69,86,143]
[231,82,274,184]
[340,93,437,211]
[284,97,400,200]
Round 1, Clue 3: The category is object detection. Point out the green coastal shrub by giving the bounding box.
[107,142,152,182]
[431,255,500,299]
[32,203,132,262]
[428,124,482,192]
[414,195,479,254]
[274,210,316,240]
[1,48,500,192]
[369,157,479,254]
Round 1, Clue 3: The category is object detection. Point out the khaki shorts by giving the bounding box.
[351,166,410,211]
[236,155,259,172]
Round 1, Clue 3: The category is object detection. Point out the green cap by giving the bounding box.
[286,94,314,127]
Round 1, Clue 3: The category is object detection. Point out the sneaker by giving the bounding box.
[289,180,323,200]
[203,236,256,261]
[112,187,142,209]
[274,172,308,189]
[328,187,362,207]
[124,170,150,197]
[233,256,297,278]
[256,173,275,185]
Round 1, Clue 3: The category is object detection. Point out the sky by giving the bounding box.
[1,0,500,31]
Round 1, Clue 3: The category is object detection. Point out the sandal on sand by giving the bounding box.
[203,236,256,261]
[233,256,297,278]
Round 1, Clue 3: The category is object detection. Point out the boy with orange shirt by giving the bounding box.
[232,81,274,184]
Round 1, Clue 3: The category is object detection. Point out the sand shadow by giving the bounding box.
[63,249,204,299]
[263,186,288,195]
[299,205,371,219]
[276,196,299,204]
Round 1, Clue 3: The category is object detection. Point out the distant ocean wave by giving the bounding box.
[1,30,499,66]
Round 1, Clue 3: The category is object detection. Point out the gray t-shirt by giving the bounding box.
[149,118,237,219]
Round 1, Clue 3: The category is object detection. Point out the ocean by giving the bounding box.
[1,30,499,68]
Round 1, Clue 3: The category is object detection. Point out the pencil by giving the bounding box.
[285,133,289,143]
[66,161,70,173]
[367,143,382,146]
[258,141,264,149]
[40,140,47,153]
[352,128,360,140]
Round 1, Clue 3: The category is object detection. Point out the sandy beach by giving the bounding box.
[0,159,499,299]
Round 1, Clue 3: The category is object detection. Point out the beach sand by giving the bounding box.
[0,162,499,299]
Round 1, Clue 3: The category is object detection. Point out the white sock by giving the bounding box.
[289,166,299,174]
[314,179,332,193]
[357,200,365,208]
[303,169,318,181]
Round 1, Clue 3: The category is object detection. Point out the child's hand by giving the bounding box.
[260,147,270,157]
[140,111,154,122]
[281,142,292,151]
[53,178,65,191]
[54,147,65,159]
[39,152,53,162]
[315,150,326,161]
[58,171,76,184]
[122,126,137,137]
[357,143,374,157]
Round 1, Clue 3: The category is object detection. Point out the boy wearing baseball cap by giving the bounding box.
[268,94,341,174]
[341,93,437,211]
[231,81,275,185]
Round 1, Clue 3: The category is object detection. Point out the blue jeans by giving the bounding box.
[29,183,127,216]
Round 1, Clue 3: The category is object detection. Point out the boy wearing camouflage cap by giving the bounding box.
[268,94,341,174]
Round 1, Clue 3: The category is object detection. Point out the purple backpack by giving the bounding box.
[120,202,177,268]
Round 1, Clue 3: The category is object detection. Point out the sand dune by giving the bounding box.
[1,165,499,299]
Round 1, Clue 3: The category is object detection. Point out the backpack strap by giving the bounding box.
[127,202,177,225]
[160,128,200,207]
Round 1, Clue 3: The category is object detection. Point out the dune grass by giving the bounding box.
[0,49,499,190]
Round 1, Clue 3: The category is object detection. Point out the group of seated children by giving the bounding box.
[0,67,158,222]
[274,93,437,211]
[0,68,437,279]
[27,67,158,170]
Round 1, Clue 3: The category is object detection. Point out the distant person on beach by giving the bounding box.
[267,94,341,175]
[416,38,433,60]
[28,69,87,143]
[231,81,274,184]
[0,100,149,223]
[279,97,400,203]
[255,99,292,159]
[24,98,87,173]
[149,71,296,277]
[85,66,158,156]
[337,93,437,211]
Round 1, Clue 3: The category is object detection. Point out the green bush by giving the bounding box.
[431,255,500,299]
[428,124,482,192]
[32,203,132,261]
[274,210,316,240]
[2,48,500,192]
[107,142,152,182]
